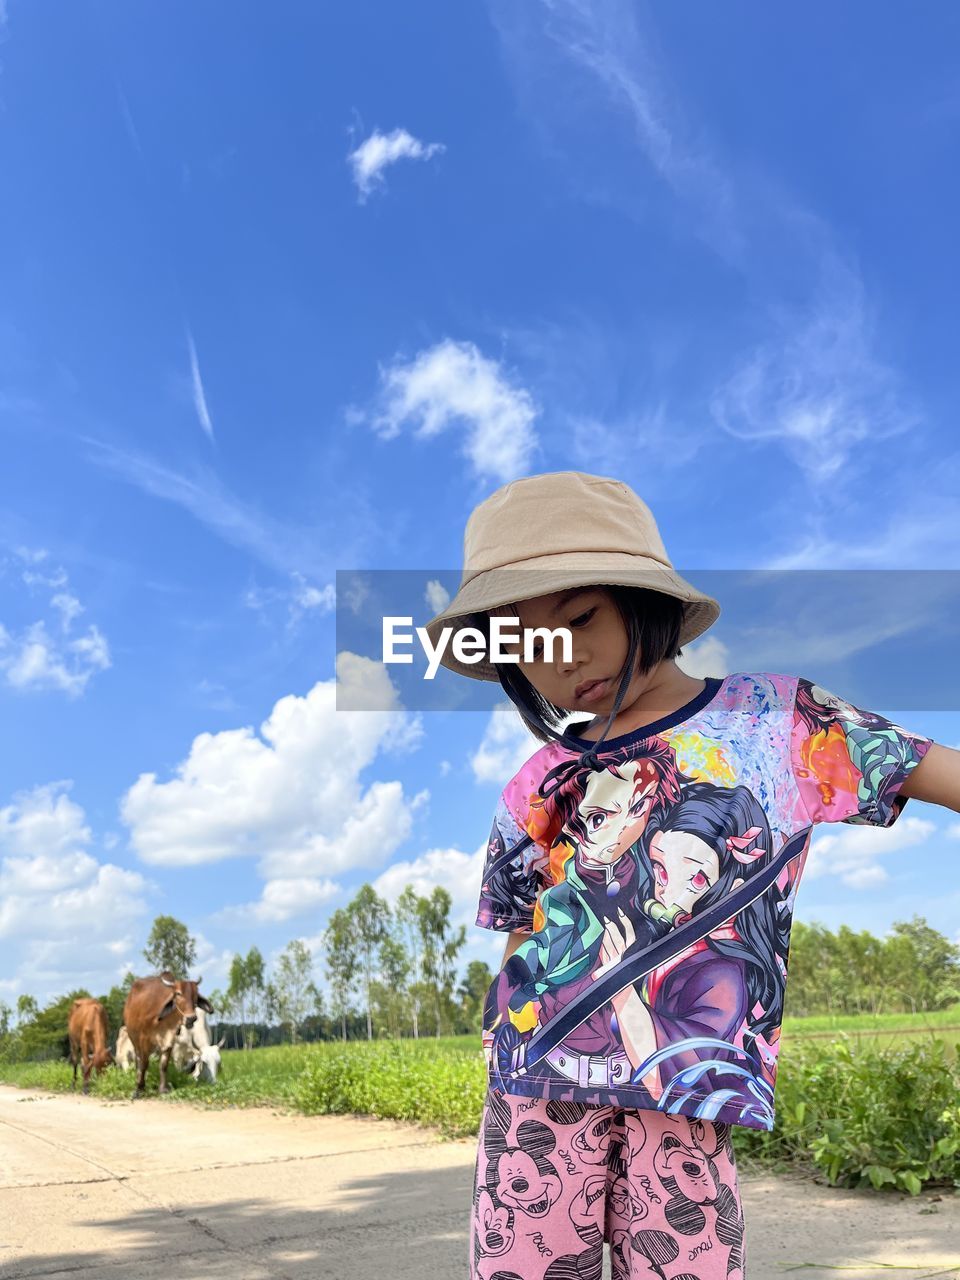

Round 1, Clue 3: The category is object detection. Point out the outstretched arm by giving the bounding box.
[899,743,960,812]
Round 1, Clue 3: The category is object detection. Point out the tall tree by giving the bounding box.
[890,916,960,1010]
[143,915,197,977]
[322,908,360,1041]
[16,994,39,1027]
[274,940,315,1043]
[244,946,267,1048]
[395,886,426,1038]
[418,887,466,1038]
[347,885,391,1040]
[227,953,250,1048]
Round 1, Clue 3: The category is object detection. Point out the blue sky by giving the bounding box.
[1,1,959,1008]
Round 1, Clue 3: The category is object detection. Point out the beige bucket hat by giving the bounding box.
[424,471,720,682]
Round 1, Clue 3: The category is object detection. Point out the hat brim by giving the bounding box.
[422,553,720,682]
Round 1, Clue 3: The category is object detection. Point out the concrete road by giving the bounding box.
[1,1085,958,1279]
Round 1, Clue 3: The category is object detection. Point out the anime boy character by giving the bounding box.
[484,738,692,1091]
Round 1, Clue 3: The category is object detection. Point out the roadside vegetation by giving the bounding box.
[2,900,959,1196]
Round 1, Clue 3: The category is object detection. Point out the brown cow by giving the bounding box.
[67,998,114,1095]
[122,971,212,1097]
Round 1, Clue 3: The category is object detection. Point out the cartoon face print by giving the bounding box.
[474,1186,515,1257]
[810,683,862,723]
[575,759,660,870]
[570,1108,617,1165]
[647,828,744,914]
[569,1174,608,1230]
[653,1131,720,1205]
[607,1173,651,1228]
[492,1120,564,1219]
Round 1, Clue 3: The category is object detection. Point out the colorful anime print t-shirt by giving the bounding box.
[475,672,934,1133]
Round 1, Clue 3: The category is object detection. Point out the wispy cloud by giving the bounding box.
[186,327,215,442]
[116,82,144,158]
[80,434,324,582]
[351,338,540,482]
[710,259,920,483]
[347,126,445,202]
[78,433,389,594]
[490,0,933,547]
[491,0,743,260]
[0,547,111,697]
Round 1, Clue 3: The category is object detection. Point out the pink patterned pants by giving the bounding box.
[469,1087,747,1279]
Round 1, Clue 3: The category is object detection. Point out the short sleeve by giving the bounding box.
[475,790,548,934]
[790,676,934,827]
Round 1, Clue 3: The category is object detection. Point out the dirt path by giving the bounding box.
[1,1084,958,1279]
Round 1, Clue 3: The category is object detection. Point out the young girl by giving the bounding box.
[423,471,959,1280]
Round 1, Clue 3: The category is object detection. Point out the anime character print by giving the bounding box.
[483,731,793,1129]
[792,677,932,826]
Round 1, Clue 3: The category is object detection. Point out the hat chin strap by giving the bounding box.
[499,630,639,796]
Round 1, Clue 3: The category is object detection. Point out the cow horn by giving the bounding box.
[195,974,202,986]
[216,1035,226,1049]
[160,974,175,987]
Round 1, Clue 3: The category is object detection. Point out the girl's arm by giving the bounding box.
[898,743,960,811]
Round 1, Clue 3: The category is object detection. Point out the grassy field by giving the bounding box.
[1,1008,958,1193]
[1,1006,958,1121]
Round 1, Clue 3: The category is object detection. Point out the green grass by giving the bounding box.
[2,1020,959,1192]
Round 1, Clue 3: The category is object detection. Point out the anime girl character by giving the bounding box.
[595,781,791,1116]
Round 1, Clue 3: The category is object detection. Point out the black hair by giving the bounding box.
[469,584,685,745]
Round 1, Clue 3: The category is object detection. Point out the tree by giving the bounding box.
[227,947,267,1050]
[418,887,467,1038]
[889,916,960,1011]
[458,959,495,1030]
[273,940,315,1043]
[100,972,136,1035]
[143,916,197,977]
[244,947,267,1046]
[16,995,38,1027]
[395,887,426,1038]
[322,908,360,1041]
[347,885,391,1040]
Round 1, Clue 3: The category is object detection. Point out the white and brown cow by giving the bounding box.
[122,971,212,1096]
[171,1006,226,1083]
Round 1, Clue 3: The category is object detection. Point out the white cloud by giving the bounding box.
[803,815,935,889]
[490,0,742,259]
[186,327,215,442]
[470,702,543,784]
[348,127,444,201]
[0,548,111,697]
[425,578,450,615]
[358,338,539,482]
[214,876,340,926]
[711,263,919,483]
[0,782,152,1004]
[120,659,424,879]
[372,839,487,938]
[50,592,84,631]
[0,780,92,859]
[677,634,731,681]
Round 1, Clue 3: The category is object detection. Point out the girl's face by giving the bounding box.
[648,829,744,912]
[493,586,642,713]
[574,761,659,868]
